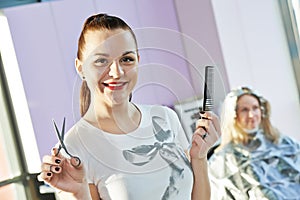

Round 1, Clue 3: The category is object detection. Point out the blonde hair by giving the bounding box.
[220,86,280,147]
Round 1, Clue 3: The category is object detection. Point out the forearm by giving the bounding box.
[191,158,211,200]
[56,184,92,200]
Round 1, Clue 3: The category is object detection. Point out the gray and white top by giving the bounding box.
[64,104,193,200]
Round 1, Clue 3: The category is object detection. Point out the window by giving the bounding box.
[0,1,40,9]
[279,0,300,98]
[0,53,28,200]
[0,12,55,200]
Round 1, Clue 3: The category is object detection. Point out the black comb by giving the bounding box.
[202,66,214,111]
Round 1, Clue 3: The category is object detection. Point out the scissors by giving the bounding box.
[53,117,81,166]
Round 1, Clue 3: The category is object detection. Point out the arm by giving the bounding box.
[56,184,100,200]
[191,158,210,200]
[189,111,221,200]
[38,148,93,200]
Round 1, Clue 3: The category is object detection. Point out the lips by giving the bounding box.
[103,81,127,90]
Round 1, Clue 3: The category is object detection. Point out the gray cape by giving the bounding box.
[209,130,300,200]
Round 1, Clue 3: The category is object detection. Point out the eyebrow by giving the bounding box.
[122,51,136,56]
[93,51,136,57]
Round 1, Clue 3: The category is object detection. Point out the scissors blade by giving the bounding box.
[61,117,66,141]
[53,119,64,144]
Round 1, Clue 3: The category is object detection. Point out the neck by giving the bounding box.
[241,126,259,134]
[84,101,141,134]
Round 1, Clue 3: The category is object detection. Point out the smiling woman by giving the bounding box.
[38,13,221,200]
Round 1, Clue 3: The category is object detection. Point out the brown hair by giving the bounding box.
[77,14,138,116]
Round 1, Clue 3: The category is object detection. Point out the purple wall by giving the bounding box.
[3,0,194,159]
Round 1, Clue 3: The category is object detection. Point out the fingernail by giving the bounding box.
[201,117,210,120]
[47,172,52,176]
[55,167,60,172]
[200,111,205,114]
[55,159,61,164]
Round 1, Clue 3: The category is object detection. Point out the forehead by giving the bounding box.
[237,94,260,106]
[83,29,136,58]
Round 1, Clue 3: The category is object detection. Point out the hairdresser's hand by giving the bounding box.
[189,111,221,160]
[38,148,91,199]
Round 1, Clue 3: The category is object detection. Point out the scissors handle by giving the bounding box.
[53,118,81,167]
[55,145,81,166]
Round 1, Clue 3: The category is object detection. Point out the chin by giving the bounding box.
[243,126,259,134]
[110,95,128,105]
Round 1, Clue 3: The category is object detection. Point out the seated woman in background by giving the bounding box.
[208,86,300,200]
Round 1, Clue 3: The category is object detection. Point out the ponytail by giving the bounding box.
[80,81,90,117]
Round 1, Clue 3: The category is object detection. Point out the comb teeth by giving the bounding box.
[203,66,214,111]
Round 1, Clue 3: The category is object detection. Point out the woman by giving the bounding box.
[209,86,300,200]
[38,13,221,200]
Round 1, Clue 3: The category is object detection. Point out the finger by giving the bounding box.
[199,111,222,138]
[38,171,53,182]
[193,129,207,142]
[51,147,64,158]
[41,163,62,174]
[199,111,212,120]
[37,174,44,182]
[192,133,204,145]
[194,125,218,146]
[42,155,62,166]
[196,119,219,142]
[207,112,222,136]
[195,119,209,132]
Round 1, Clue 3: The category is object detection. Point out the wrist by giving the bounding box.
[73,182,92,200]
[191,156,207,164]
[191,157,208,172]
[190,153,208,161]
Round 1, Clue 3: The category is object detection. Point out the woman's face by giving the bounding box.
[236,94,262,132]
[77,29,139,105]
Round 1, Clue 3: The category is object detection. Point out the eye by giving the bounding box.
[252,105,260,111]
[238,107,249,113]
[120,56,135,64]
[94,58,109,66]
[241,108,249,112]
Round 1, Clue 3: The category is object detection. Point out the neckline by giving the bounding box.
[79,104,144,136]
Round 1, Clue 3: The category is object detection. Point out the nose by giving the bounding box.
[108,60,124,78]
[248,110,255,118]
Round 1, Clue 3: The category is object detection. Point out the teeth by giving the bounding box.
[108,83,123,87]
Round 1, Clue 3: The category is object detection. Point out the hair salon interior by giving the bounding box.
[0,0,300,199]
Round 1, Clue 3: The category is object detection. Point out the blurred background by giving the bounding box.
[0,0,299,199]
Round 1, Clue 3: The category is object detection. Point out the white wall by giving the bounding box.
[174,0,230,112]
[212,0,300,140]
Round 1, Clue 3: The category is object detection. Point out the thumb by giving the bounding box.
[70,156,82,168]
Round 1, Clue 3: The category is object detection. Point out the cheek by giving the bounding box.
[236,114,247,125]
[126,67,138,81]
[256,113,262,123]
[84,72,104,93]
[85,66,107,82]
